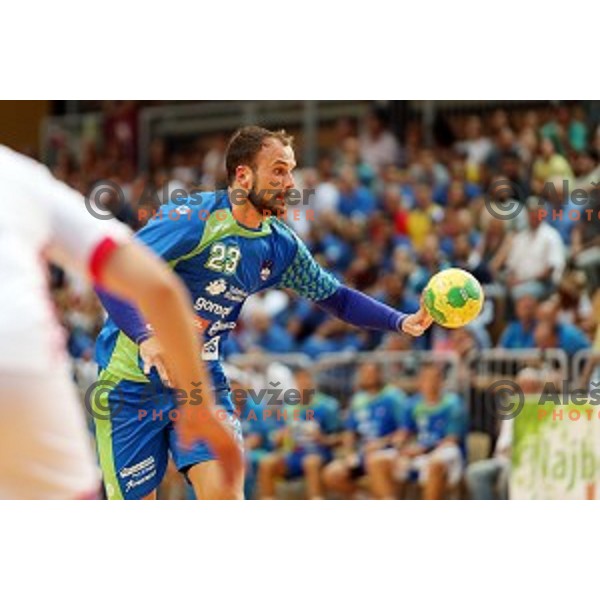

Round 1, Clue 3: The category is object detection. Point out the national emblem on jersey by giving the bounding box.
[260,259,274,281]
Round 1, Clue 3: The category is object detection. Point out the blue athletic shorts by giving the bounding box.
[284,448,333,479]
[91,370,242,500]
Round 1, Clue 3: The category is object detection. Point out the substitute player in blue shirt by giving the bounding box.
[322,362,407,499]
[257,367,341,500]
[368,362,467,500]
[94,126,432,500]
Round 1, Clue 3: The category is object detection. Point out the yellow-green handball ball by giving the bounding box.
[423,268,484,328]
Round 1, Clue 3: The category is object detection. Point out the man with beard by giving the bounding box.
[95,126,433,500]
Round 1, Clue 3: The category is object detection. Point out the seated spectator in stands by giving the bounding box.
[375,273,420,315]
[455,115,493,178]
[306,222,353,274]
[337,165,377,220]
[244,309,295,354]
[322,363,406,499]
[532,137,574,182]
[392,245,418,281]
[505,196,566,300]
[540,105,588,154]
[359,108,402,172]
[443,180,470,214]
[367,274,421,350]
[539,175,580,245]
[368,363,466,500]
[448,234,490,285]
[345,241,384,291]
[439,158,483,205]
[534,301,591,356]
[380,184,409,238]
[573,148,600,190]
[257,368,340,500]
[407,184,444,251]
[556,270,594,331]
[407,234,449,295]
[409,148,450,189]
[301,320,365,359]
[310,155,341,216]
[499,148,531,199]
[466,368,544,500]
[486,127,518,172]
[484,174,527,233]
[337,136,376,187]
[274,293,315,342]
[472,212,514,283]
[498,294,539,349]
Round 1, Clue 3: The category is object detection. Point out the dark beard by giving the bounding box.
[247,180,287,213]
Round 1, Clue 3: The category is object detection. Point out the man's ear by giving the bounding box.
[236,165,253,190]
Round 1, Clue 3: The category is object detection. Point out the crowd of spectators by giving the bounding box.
[39,101,600,498]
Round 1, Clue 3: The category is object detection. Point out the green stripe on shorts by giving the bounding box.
[93,370,124,500]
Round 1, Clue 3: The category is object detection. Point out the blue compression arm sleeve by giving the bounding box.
[316,285,409,332]
[95,287,151,345]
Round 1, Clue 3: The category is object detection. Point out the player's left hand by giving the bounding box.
[401,298,433,337]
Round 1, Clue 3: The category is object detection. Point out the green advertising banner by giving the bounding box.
[511,395,600,500]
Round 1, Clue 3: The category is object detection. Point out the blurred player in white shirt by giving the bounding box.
[0,145,241,499]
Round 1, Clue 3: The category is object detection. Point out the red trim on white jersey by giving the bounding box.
[89,236,120,285]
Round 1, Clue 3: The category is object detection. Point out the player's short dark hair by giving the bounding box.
[225,126,294,184]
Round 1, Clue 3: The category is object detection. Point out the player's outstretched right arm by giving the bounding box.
[97,242,243,485]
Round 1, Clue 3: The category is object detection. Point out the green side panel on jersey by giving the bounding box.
[93,370,125,500]
[105,332,149,383]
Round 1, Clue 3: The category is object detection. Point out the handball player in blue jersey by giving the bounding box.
[94,126,433,500]
[368,362,467,500]
[322,362,407,499]
[257,367,341,500]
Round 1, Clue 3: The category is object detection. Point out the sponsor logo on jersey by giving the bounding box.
[260,259,274,281]
[193,315,211,333]
[194,296,234,317]
[202,336,220,360]
[205,278,227,296]
[207,320,237,337]
[224,285,249,302]
[125,470,157,493]
[120,456,156,479]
